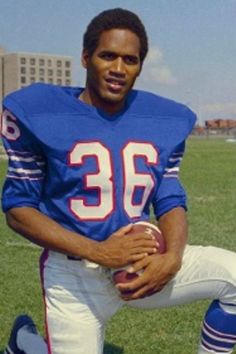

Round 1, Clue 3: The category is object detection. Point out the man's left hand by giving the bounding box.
[116,252,182,300]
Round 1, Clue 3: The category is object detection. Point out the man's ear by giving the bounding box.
[81,49,89,69]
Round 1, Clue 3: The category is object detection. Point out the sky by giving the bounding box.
[0,0,236,125]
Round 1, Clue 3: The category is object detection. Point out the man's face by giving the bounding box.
[82,28,142,114]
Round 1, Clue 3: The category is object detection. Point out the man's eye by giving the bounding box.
[100,53,115,61]
[124,56,139,65]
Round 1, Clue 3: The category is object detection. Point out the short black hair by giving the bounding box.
[83,8,148,64]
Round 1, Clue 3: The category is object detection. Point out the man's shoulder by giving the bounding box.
[3,83,61,115]
[129,89,197,138]
[132,89,196,120]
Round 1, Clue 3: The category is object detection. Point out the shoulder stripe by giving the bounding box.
[6,174,45,181]
[8,167,43,175]
[169,157,183,163]
[5,149,46,181]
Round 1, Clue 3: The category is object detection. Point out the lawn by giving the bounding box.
[0,137,236,353]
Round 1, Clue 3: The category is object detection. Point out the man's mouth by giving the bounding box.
[106,78,125,92]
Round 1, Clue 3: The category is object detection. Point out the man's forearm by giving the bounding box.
[158,206,188,267]
[6,207,157,269]
[6,206,97,260]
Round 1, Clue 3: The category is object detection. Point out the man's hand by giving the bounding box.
[115,207,188,300]
[116,251,182,300]
[94,224,158,268]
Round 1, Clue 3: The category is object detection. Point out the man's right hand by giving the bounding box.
[93,224,158,268]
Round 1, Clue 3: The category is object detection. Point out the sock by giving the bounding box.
[198,347,232,354]
[17,325,48,354]
[198,300,236,353]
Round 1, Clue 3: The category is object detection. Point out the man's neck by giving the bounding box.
[78,89,125,116]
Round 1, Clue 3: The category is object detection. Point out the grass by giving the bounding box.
[0,137,236,353]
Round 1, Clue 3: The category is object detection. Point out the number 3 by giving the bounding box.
[69,141,158,220]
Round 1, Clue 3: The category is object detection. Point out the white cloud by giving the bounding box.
[203,103,236,118]
[140,46,177,86]
[147,47,163,62]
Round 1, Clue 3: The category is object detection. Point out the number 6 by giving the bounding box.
[1,110,21,140]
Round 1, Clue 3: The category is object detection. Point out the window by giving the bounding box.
[65,70,70,77]
[39,68,45,75]
[57,60,62,67]
[39,58,45,66]
[48,59,52,66]
[30,77,36,83]
[65,61,71,68]
[30,67,36,75]
[65,79,71,86]
[57,78,62,85]
[57,69,62,77]
[39,77,45,82]
[20,57,26,64]
[30,58,36,65]
[21,76,26,84]
[20,67,26,74]
[48,69,53,76]
[48,78,53,83]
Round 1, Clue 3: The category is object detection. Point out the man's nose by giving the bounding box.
[110,57,125,76]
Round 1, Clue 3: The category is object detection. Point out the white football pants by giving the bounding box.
[40,245,236,354]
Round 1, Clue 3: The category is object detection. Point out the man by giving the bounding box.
[2,8,236,354]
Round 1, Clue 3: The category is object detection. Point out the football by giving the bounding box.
[112,221,166,294]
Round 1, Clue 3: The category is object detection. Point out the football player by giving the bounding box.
[2,8,236,354]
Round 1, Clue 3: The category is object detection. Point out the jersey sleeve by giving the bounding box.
[153,142,187,219]
[1,106,46,212]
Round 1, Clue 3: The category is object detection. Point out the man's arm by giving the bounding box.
[158,205,187,265]
[116,207,188,299]
[6,207,157,269]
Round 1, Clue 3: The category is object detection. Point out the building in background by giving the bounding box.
[0,47,73,108]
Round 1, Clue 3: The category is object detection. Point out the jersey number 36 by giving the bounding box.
[69,142,158,220]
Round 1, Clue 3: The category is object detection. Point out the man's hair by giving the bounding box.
[83,8,148,64]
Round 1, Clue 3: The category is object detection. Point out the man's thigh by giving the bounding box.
[129,245,236,310]
[41,252,122,354]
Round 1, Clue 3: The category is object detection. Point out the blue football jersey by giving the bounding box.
[1,83,196,241]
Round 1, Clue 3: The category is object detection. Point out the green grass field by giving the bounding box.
[0,137,236,354]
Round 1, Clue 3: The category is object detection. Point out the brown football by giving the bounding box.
[112,221,166,294]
